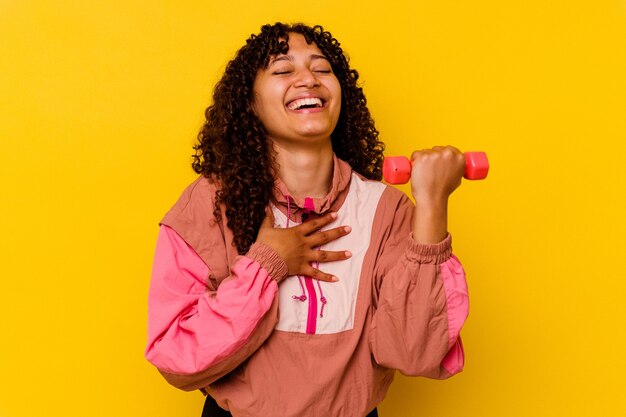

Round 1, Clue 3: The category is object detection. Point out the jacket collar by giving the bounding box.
[272,154,352,214]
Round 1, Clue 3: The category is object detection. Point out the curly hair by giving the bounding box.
[192,22,385,254]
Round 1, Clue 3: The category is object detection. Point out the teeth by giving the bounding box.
[287,97,323,110]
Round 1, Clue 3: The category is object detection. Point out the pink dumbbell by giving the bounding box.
[383,151,489,184]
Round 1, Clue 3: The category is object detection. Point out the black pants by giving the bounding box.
[202,394,379,417]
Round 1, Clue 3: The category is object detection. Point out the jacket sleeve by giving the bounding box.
[145,225,287,391]
[369,194,469,379]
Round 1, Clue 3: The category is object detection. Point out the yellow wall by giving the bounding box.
[1,1,625,416]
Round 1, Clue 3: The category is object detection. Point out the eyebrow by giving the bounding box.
[268,54,329,66]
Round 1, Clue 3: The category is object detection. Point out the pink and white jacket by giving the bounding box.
[145,155,469,417]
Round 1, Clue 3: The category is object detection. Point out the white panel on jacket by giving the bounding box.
[272,174,386,335]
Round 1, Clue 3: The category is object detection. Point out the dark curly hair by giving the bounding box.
[192,22,385,254]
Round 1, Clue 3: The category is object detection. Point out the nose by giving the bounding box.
[294,68,320,88]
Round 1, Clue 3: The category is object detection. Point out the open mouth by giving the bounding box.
[286,97,325,111]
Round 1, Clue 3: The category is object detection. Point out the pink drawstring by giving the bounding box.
[287,196,308,302]
[292,276,307,302]
[316,280,327,318]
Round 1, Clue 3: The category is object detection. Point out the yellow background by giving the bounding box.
[1,0,625,416]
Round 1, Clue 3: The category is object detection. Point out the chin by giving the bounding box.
[295,132,333,142]
[296,124,335,138]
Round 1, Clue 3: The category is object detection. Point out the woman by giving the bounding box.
[145,23,469,417]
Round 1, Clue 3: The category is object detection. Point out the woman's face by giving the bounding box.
[252,33,342,148]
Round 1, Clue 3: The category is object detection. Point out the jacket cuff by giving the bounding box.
[247,242,289,283]
[406,233,452,264]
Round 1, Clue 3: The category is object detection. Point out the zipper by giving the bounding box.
[304,277,318,334]
[302,197,318,334]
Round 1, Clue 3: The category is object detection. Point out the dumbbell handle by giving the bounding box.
[383,152,489,184]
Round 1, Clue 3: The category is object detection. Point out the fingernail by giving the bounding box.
[331,276,339,282]
[330,212,338,219]
[345,251,352,258]
[344,226,352,233]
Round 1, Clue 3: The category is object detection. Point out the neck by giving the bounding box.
[272,141,334,199]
